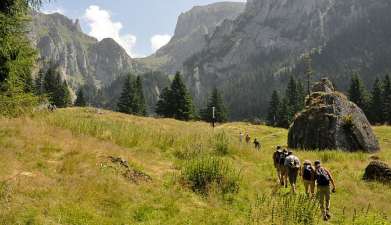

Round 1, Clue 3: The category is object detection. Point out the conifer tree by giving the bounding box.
[42,66,71,108]
[156,87,171,117]
[348,73,369,114]
[201,88,228,123]
[368,78,384,124]
[277,97,290,128]
[155,72,194,121]
[75,89,86,107]
[34,69,45,95]
[117,75,136,114]
[134,76,146,116]
[266,90,281,126]
[383,75,391,124]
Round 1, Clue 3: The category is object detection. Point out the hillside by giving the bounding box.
[1,108,390,224]
[182,0,391,119]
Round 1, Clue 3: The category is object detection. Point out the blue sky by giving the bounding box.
[41,0,246,58]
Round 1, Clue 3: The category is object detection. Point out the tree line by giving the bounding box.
[348,73,391,125]
[266,76,306,128]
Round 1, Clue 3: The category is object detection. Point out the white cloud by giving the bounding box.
[83,5,139,57]
[150,34,172,52]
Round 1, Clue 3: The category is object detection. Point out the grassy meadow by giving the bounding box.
[0,108,390,225]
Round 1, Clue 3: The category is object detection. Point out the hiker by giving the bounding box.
[273,146,283,185]
[253,138,261,150]
[239,132,244,143]
[284,150,301,193]
[278,149,289,187]
[314,160,336,221]
[302,160,315,197]
[245,133,251,144]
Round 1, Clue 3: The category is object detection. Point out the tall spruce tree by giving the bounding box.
[42,66,71,108]
[383,75,391,124]
[201,88,228,123]
[156,87,171,117]
[134,76,146,116]
[277,97,290,128]
[266,90,281,126]
[75,89,86,107]
[155,72,194,120]
[348,73,369,114]
[117,75,136,114]
[369,78,384,124]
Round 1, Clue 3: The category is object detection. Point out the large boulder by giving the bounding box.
[363,161,391,183]
[288,78,380,152]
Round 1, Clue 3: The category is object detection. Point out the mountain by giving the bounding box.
[30,12,145,89]
[182,0,391,119]
[138,2,245,75]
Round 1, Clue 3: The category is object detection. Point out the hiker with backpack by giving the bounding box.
[314,160,336,221]
[279,149,289,187]
[302,160,315,197]
[284,151,301,193]
[273,146,284,185]
[245,133,251,144]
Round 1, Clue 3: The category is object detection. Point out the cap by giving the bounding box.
[314,160,321,165]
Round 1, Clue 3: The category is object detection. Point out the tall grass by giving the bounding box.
[181,156,241,195]
[249,194,320,225]
[213,131,230,155]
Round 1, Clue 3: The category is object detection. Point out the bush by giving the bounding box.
[181,157,241,195]
[213,132,230,155]
[0,94,39,117]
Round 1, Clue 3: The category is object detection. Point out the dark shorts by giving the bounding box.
[287,167,299,184]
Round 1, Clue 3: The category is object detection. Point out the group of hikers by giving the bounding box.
[239,132,261,150]
[273,146,336,221]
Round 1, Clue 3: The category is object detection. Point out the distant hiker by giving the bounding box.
[273,146,284,185]
[48,104,57,112]
[314,160,336,221]
[284,151,301,193]
[239,132,244,143]
[253,138,261,150]
[245,133,251,144]
[302,160,315,197]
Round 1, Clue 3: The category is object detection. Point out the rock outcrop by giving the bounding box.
[288,78,380,152]
[363,161,391,183]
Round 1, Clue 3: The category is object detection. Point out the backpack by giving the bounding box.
[316,168,330,186]
[303,165,313,181]
[278,153,287,165]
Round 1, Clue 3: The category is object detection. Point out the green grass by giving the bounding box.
[0,107,390,224]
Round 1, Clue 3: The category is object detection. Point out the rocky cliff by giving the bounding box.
[30,12,144,89]
[182,0,391,119]
[138,2,245,74]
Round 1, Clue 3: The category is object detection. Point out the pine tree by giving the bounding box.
[277,97,290,128]
[368,78,384,124]
[348,73,369,114]
[155,72,194,121]
[42,66,71,108]
[383,75,391,124]
[266,90,281,126]
[201,88,228,123]
[296,80,306,109]
[34,69,45,95]
[134,76,146,116]
[75,89,86,107]
[117,75,136,114]
[156,87,171,117]
[169,72,194,120]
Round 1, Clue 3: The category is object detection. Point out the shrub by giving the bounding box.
[181,157,241,195]
[213,132,230,155]
[0,94,39,117]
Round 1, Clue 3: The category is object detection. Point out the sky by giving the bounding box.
[41,0,246,58]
